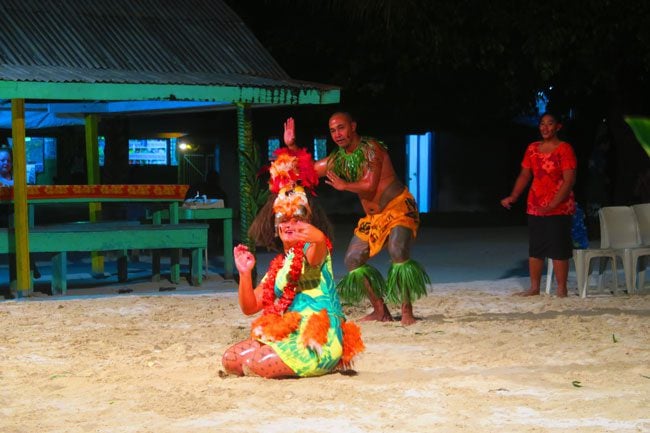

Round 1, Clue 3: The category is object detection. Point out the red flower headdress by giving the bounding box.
[269,147,319,227]
[269,147,319,194]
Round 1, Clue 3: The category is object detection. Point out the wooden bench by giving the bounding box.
[1,184,198,296]
[149,207,234,278]
[0,223,208,295]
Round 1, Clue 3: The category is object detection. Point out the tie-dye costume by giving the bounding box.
[254,243,359,377]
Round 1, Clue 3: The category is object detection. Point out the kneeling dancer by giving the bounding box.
[221,150,364,378]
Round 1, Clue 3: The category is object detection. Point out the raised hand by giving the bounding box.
[283,117,297,150]
[290,221,328,266]
[291,221,326,244]
[233,244,255,273]
[325,170,346,191]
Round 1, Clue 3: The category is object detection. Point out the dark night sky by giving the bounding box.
[223,1,650,208]
[226,1,650,130]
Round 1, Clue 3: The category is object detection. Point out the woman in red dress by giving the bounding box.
[501,112,577,297]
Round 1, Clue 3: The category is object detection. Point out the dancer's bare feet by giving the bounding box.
[400,302,417,326]
[513,289,540,297]
[556,287,568,298]
[359,301,393,322]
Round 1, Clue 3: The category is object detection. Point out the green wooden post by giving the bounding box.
[223,215,233,278]
[152,210,161,281]
[84,115,101,186]
[85,114,105,276]
[177,152,186,184]
[169,201,180,283]
[236,103,253,249]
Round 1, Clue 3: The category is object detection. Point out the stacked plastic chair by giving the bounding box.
[597,206,650,295]
[630,203,650,291]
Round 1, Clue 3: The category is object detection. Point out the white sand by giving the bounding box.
[1,280,649,433]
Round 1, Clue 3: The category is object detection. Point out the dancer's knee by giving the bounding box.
[387,227,412,263]
[344,236,370,270]
[221,340,260,376]
[387,240,410,263]
[247,347,295,378]
[221,347,244,375]
[344,249,369,270]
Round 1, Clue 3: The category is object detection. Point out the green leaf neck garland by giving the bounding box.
[327,137,386,182]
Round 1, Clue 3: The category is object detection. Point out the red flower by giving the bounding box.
[261,242,306,316]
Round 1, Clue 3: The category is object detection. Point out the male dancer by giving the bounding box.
[284,114,429,325]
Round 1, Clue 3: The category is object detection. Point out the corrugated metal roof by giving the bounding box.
[0,64,327,89]
[0,0,333,92]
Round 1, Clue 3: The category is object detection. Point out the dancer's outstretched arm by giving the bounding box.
[291,221,328,267]
[233,244,263,315]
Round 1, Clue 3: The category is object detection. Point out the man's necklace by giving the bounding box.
[329,139,372,182]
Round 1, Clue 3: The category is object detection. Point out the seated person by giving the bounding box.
[0,147,40,297]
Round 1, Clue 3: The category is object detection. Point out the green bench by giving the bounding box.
[0,223,208,295]
[149,206,234,278]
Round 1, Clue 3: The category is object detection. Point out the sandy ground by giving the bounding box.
[1,279,649,433]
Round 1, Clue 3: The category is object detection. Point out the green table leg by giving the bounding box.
[191,248,203,286]
[169,202,180,284]
[151,211,161,282]
[52,252,67,295]
[223,217,233,279]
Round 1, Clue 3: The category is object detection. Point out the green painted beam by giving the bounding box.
[0,81,340,105]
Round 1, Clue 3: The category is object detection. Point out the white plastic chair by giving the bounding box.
[572,247,618,298]
[632,203,650,245]
[544,258,553,295]
[543,258,563,295]
[630,203,650,290]
[599,206,650,294]
[545,230,618,298]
